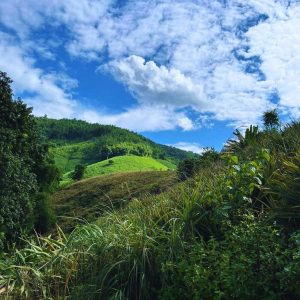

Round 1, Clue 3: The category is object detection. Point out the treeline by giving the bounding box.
[36,117,149,144]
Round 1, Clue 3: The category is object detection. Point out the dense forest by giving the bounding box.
[1,71,300,299]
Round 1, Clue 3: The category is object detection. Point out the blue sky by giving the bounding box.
[0,0,300,152]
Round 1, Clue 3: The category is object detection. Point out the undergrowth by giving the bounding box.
[1,122,300,299]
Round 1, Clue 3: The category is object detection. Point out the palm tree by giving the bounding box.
[263,109,280,130]
[224,125,260,153]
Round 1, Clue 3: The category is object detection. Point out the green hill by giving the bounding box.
[36,117,197,173]
[60,155,174,186]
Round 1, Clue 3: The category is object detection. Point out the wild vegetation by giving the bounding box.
[1,72,300,299]
[0,71,59,249]
[53,170,176,231]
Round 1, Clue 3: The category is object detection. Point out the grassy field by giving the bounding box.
[156,158,177,169]
[60,155,173,186]
[53,170,176,231]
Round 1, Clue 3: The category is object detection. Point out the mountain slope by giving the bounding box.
[60,155,174,186]
[36,117,197,173]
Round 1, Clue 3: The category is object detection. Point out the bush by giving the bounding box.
[177,158,199,181]
[33,192,56,233]
[149,183,161,194]
[160,216,290,299]
[177,149,220,181]
[72,164,86,181]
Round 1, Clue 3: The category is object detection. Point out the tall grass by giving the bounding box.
[1,174,214,299]
[1,121,300,299]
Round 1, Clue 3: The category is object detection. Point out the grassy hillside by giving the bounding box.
[60,155,174,186]
[37,117,196,173]
[54,170,176,231]
[3,120,300,299]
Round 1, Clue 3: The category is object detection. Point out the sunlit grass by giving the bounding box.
[60,155,171,186]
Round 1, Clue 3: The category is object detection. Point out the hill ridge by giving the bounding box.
[36,117,197,173]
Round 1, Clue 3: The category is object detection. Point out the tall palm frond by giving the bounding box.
[224,125,260,153]
[263,152,300,228]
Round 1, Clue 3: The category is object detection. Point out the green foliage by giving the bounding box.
[0,153,37,243]
[224,125,260,155]
[100,142,153,158]
[72,164,86,181]
[1,105,300,299]
[0,71,59,247]
[33,192,56,233]
[263,109,280,130]
[160,217,289,300]
[2,160,300,299]
[262,151,300,229]
[177,148,220,180]
[281,120,300,155]
[177,158,199,181]
[224,120,300,163]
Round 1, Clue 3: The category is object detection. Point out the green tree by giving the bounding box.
[263,109,280,130]
[0,71,59,246]
[0,72,38,243]
[72,164,86,180]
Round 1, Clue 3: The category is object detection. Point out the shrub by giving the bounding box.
[72,164,86,181]
[177,158,199,181]
[160,216,289,299]
[34,192,56,233]
[149,183,161,194]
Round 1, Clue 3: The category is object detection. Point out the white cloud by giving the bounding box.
[246,5,300,117]
[0,0,300,131]
[82,105,194,132]
[0,33,77,118]
[105,56,274,127]
[170,142,205,154]
[105,55,205,108]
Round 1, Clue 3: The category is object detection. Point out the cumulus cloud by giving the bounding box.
[82,105,194,132]
[106,55,274,127]
[170,142,205,154]
[105,55,205,108]
[0,33,77,118]
[246,4,300,117]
